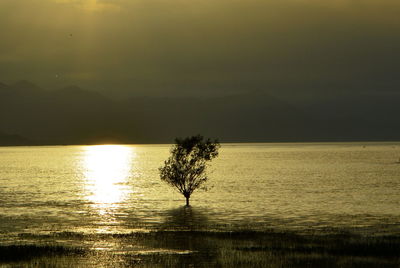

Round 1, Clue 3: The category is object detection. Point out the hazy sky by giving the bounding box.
[1,0,400,99]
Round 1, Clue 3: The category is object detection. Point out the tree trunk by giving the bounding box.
[185,196,190,206]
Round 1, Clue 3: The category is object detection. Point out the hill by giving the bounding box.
[0,81,399,145]
[0,131,34,146]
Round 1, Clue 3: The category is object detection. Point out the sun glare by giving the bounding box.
[83,145,134,214]
[54,0,121,12]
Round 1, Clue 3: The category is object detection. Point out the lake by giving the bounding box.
[1,142,400,260]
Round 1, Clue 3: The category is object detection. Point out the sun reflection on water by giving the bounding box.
[83,145,134,215]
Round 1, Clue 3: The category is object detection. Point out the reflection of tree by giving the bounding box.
[119,207,219,266]
[139,206,219,266]
[160,206,211,231]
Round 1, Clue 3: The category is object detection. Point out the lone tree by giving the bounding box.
[159,135,220,206]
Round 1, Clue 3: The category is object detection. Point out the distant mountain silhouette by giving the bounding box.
[0,81,399,145]
[12,80,42,91]
[306,92,400,141]
[0,82,8,90]
[0,131,34,146]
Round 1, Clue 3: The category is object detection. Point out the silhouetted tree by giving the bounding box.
[159,135,220,206]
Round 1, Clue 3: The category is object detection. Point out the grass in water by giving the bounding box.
[1,232,400,267]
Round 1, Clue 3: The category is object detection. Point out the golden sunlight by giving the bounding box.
[54,0,121,12]
[83,145,134,214]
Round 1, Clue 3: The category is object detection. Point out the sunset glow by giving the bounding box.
[83,145,133,214]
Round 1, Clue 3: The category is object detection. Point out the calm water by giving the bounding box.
[1,143,400,248]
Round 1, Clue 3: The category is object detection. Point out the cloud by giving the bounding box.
[0,0,400,98]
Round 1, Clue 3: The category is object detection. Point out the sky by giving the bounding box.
[1,0,400,99]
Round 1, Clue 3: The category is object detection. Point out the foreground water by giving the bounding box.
[1,142,400,250]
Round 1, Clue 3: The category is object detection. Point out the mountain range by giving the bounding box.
[1,81,399,145]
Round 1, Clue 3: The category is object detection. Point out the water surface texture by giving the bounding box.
[1,143,400,247]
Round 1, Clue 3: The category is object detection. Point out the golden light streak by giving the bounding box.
[83,145,133,215]
[54,0,121,12]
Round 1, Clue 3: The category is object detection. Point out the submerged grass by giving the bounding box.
[1,231,400,267]
[0,244,85,262]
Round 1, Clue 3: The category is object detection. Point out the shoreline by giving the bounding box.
[1,140,400,148]
[2,230,400,267]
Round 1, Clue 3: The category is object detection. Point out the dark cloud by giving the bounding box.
[1,0,400,99]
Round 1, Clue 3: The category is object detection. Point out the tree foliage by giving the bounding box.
[159,135,220,206]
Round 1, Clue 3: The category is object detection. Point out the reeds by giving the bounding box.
[1,231,399,267]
